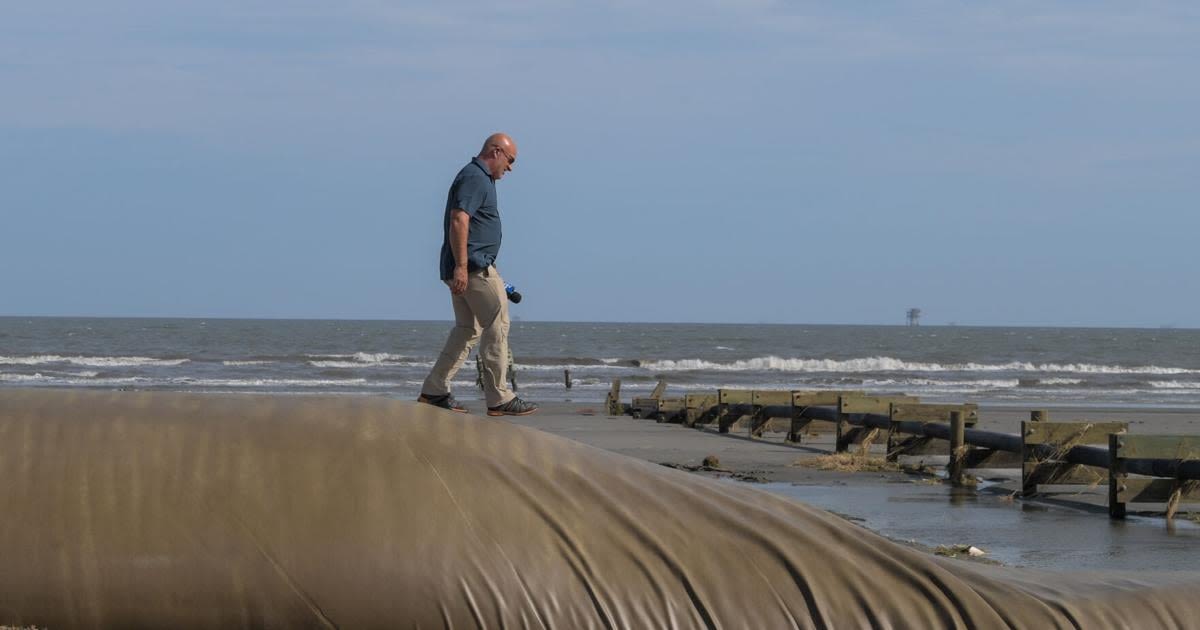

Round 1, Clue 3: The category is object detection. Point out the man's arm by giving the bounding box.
[449,209,470,295]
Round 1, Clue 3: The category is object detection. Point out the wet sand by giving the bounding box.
[504,401,1200,571]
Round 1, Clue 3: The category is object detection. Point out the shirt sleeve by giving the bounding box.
[450,175,487,217]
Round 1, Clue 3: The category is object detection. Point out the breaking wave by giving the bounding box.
[1149,381,1200,389]
[0,355,189,367]
[174,377,375,388]
[305,352,421,368]
[1,373,379,388]
[307,352,407,364]
[637,356,1200,375]
[1038,378,1086,386]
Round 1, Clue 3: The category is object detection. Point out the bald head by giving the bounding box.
[478,133,518,181]
[480,133,516,156]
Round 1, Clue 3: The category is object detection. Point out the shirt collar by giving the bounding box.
[470,157,494,181]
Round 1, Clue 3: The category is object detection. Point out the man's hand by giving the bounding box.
[449,209,470,295]
[450,267,468,295]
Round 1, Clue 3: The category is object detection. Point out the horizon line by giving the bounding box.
[0,314,1194,331]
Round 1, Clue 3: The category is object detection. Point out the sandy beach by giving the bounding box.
[506,400,1200,485]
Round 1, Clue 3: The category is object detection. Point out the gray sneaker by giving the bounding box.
[487,397,538,417]
[418,392,468,413]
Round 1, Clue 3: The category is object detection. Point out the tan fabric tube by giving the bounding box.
[1,389,1197,628]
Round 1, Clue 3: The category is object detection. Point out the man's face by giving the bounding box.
[491,145,516,180]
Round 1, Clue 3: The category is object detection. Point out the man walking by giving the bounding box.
[418,133,538,417]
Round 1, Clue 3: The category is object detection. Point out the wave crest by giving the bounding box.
[0,355,189,367]
[638,356,1200,375]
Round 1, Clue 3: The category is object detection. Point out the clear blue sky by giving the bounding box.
[3,2,1197,326]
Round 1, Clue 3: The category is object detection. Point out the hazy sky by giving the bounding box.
[3,2,1198,326]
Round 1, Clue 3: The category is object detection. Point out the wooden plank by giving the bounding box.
[1025,421,1127,446]
[718,389,754,405]
[630,398,661,419]
[788,391,851,443]
[1118,478,1200,504]
[683,393,720,427]
[839,395,919,415]
[605,379,622,416]
[649,380,668,400]
[685,393,718,413]
[890,403,979,425]
[792,391,858,407]
[1025,421,1127,496]
[654,398,686,423]
[659,398,685,412]
[716,390,752,433]
[751,390,793,406]
[886,404,976,461]
[1117,435,1200,460]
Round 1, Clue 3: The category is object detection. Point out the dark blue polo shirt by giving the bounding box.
[439,157,502,280]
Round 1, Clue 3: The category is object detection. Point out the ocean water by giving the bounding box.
[2,317,1199,407]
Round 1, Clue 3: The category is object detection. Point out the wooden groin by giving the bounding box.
[602,380,1200,520]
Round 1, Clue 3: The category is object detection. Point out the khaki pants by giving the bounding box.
[421,265,514,408]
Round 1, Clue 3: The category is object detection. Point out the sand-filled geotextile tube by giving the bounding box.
[1,389,1197,628]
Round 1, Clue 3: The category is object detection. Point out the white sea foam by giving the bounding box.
[222,360,274,366]
[174,377,375,388]
[1148,381,1200,389]
[310,361,376,368]
[0,373,46,382]
[637,356,1200,376]
[515,363,629,371]
[0,373,150,385]
[404,379,479,389]
[0,354,189,367]
[861,378,1021,389]
[1039,378,1086,386]
[310,360,431,368]
[307,352,407,364]
[0,369,100,379]
[0,373,380,388]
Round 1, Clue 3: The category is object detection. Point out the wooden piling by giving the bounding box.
[948,411,965,486]
[1109,435,1200,520]
[1108,434,1127,519]
[604,379,622,416]
[1022,421,1125,498]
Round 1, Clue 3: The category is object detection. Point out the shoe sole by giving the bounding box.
[418,398,469,413]
[487,408,538,417]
